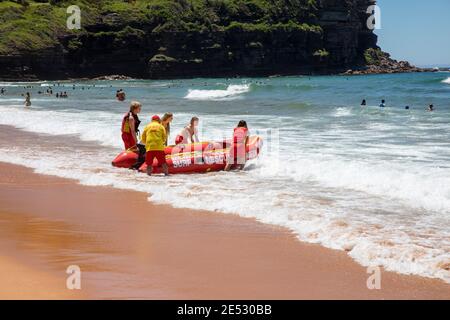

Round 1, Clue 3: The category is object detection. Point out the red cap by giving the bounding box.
[152,115,160,121]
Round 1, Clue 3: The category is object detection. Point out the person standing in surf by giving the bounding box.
[141,115,169,176]
[175,117,199,145]
[121,101,142,150]
[225,120,249,171]
[161,113,174,146]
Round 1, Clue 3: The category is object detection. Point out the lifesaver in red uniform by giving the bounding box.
[121,112,141,150]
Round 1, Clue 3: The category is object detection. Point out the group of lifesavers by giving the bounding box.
[121,101,249,176]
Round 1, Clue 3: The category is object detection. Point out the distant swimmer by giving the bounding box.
[428,104,434,111]
[405,106,410,110]
[175,117,199,145]
[0,88,5,95]
[121,101,142,150]
[225,120,249,171]
[24,92,31,107]
[116,89,126,101]
[379,99,386,108]
[361,99,367,106]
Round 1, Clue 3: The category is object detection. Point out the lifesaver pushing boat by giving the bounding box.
[112,136,263,174]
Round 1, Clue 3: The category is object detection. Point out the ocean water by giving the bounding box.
[1,72,449,283]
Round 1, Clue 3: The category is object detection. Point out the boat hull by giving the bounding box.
[111,136,262,174]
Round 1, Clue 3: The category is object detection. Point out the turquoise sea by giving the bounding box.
[0,72,449,282]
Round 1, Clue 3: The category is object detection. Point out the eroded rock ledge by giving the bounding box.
[343,49,435,75]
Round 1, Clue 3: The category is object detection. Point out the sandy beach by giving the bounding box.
[0,162,449,299]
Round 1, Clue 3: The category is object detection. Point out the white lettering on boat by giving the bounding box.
[172,157,192,168]
[204,153,225,165]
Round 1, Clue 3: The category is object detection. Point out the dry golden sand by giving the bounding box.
[0,162,449,299]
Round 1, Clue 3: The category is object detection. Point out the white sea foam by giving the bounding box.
[334,107,352,117]
[442,77,450,84]
[185,84,250,100]
[0,98,25,102]
[0,83,30,87]
[0,105,123,148]
[281,154,450,213]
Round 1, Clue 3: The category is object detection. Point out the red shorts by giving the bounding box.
[122,133,136,150]
[145,150,166,167]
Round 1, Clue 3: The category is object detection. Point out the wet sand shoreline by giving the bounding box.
[0,162,449,299]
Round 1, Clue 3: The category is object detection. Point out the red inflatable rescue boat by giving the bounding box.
[112,136,263,174]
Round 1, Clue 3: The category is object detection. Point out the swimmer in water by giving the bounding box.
[24,92,31,107]
[116,89,126,101]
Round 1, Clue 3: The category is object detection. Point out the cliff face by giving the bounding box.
[318,0,377,68]
[0,0,378,80]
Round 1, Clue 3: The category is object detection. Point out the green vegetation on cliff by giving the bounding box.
[364,48,386,66]
[0,0,321,55]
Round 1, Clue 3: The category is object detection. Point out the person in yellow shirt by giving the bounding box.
[141,115,169,176]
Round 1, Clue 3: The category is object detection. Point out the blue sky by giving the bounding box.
[375,0,450,67]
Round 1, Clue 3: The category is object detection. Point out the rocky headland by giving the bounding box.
[0,0,432,80]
